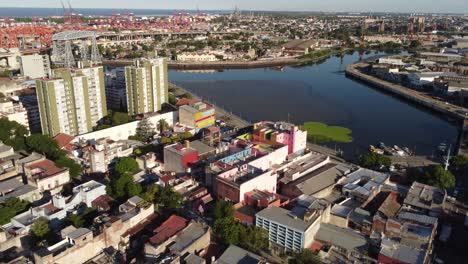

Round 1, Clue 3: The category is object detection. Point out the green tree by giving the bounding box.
[135,118,155,140]
[26,134,62,159]
[420,165,456,189]
[213,217,241,245]
[56,156,82,178]
[180,132,193,140]
[68,213,85,228]
[0,198,30,225]
[112,112,131,125]
[181,92,193,99]
[155,186,183,209]
[160,137,172,144]
[451,155,468,170]
[30,217,50,239]
[157,119,169,134]
[168,94,177,105]
[114,157,140,176]
[141,185,159,203]
[359,151,391,168]
[213,200,234,220]
[0,118,29,151]
[409,40,421,49]
[107,173,142,200]
[289,250,321,264]
[240,226,269,253]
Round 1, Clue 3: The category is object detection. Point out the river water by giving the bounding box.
[169,51,459,156]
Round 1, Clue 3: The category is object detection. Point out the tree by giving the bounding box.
[141,185,159,203]
[181,92,193,99]
[420,165,456,189]
[180,132,193,140]
[409,40,421,49]
[56,156,82,178]
[0,118,29,151]
[359,151,391,169]
[157,119,169,134]
[30,217,50,239]
[107,173,142,200]
[114,157,140,176]
[289,250,321,264]
[0,198,30,225]
[135,118,155,140]
[68,213,85,228]
[155,186,183,209]
[160,137,172,144]
[213,200,234,220]
[168,94,177,105]
[240,226,269,253]
[112,112,131,125]
[26,134,62,159]
[214,217,241,245]
[451,155,468,170]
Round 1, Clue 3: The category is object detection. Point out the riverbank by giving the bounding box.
[345,62,468,155]
[103,49,346,70]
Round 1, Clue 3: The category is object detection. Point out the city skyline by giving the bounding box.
[2,0,468,14]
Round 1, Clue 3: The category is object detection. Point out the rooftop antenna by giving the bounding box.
[444,144,451,171]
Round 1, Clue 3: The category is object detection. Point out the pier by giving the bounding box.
[346,62,468,156]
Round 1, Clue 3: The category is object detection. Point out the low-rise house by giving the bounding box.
[215,245,264,264]
[24,159,70,195]
[33,196,155,264]
[136,152,158,170]
[234,189,289,225]
[0,177,37,203]
[312,223,369,263]
[402,182,446,217]
[164,142,199,175]
[145,215,210,263]
[338,168,389,202]
[0,98,29,131]
[11,180,106,230]
[378,237,426,264]
[0,141,14,159]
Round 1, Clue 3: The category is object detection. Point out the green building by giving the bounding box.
[125,58,168,116]
[36,64,107,136]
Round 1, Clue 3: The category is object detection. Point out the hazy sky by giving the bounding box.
[2,0,468,13]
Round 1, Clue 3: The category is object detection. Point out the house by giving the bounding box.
[282,39,318,56]
[215,245,263,264]
[378,237,426,264]
[164,142,199,174]
[24,159,70,195]
[338,168,389,202]
[402,182,446,217]
[33,196,155,264]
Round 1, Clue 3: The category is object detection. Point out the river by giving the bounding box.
[169,51,459,156]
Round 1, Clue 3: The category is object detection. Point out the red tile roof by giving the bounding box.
[176,98,192,106]
[149,215,188,245]
[27,159,67,179]
[53,133,75,149]
[160,175,175,184]
[92,195,114,211]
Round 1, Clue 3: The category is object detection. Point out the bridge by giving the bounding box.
[51,31,101,67]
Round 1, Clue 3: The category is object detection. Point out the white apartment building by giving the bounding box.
[177,53,218,62]
[18,54,51,79]
[0,98,30,131]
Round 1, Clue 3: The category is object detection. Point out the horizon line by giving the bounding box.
[0,6,466,15]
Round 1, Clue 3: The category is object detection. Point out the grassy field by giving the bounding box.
[301,122,353,144]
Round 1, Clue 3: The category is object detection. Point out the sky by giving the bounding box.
[1,0,468,13]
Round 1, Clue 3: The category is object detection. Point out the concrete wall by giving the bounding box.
[36,170,70,195]
[239,170,277,203]
[73,111,177,143]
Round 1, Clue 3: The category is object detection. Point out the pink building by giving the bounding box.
[253,121,307,155]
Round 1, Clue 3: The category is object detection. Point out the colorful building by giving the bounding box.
[253,121,307,155]
[179,101,215,133]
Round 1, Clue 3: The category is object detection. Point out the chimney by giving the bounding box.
[185,140,190,149]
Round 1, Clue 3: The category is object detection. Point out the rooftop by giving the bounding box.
[256,206,314,232]
[149,215,189,245]
[403,182,445,214]
[380,238,425,264]
[27,159,68,180]
[168,222,209,254]
[314,223,368,253]
[216,245,262,264]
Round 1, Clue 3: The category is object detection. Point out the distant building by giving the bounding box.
[18,54,51,79]
[33,196,155,264]
[419,52,463,63]
[24,159,70,195]
[125,58,168,115]
[402,182,446,217]
[454,38,468,49]
[0,97,30,131]
[253,121,307,155]
[36,65,108,136]
[177,53,218,62]
[215,245,263,264]
[179,101,216,133]
[434,75,468,95]
[164,141,199,174]
[105,68,127,111]
[256,199,329,252]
